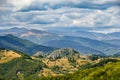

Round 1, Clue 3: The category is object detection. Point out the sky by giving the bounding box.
[0,0,120,33]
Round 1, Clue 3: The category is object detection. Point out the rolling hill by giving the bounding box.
[39,59,120,80]
[0,48,120,80]
[44,36,120,55]
[0,48,21,63]
[44,40,105,56]
[0,53,46,80]
[0,35,54,55]
[103,39,120,46]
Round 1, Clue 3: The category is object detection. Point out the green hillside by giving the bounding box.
[0,48,46,80]
[0,35,54,55]
[0,58,46,80]
[39,60,120,80]
[0,48,120,80]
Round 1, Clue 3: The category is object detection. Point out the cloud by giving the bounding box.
[0,0,120,33]
[0,0,8,7]
[7,0,33,11]
[6,0,120,12]
[30,15,59,24]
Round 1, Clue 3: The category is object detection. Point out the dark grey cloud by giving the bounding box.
[0,0,8,6]
[17,0,120,12]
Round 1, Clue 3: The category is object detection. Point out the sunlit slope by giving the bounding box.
[39,60,120,80]
[0,49,21,63]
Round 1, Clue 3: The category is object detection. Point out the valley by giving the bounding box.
[0,28,120,80]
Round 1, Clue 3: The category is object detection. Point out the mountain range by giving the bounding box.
[46,27,120,40]
[1,27,120,41]
[0,27,120,56]
[44,36,120,55]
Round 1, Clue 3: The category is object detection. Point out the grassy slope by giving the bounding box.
[0,49,47,80]
[39,60,120,80]
[0,49,21,63]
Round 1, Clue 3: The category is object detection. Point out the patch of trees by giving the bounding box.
[38,61,120,80]
[0,57,46,80]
